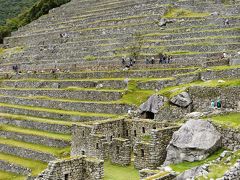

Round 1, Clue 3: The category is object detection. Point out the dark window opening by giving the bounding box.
[116,146,120,154]
[141,149,144,157]
[82,131,85,137]
[110,136,113,141]
[153,126,156,129]
[82,151,85,155]
[118,134,120,137]
[96,143,99,149]
[126,130,129,137]
[64,174,69,180]
[141,111,155,119]
[142,127,145,133]
[134,130,137,137]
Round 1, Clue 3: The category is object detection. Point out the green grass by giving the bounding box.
[210,65,240,71]
[209,112,240,129]
[104,161,139,180]
[0,170,25,180]
[163,7,209,18]
[170,148,224,173]
[0,102,118,118]
[197,150,240,180]
[0,124,71,141]
[120,80,154,106]
[0,112,73,126]
[0,137,70,158]
[0,152,47,176]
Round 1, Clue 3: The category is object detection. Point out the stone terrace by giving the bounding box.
[0,0,239,179]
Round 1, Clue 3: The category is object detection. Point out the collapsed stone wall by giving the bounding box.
[36,156,104,180]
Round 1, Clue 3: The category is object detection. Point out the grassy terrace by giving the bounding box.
[0,124,71,141]
[0,152,47,176]
[0,137,70,158]
[0,113,73,126]
[0,103,118,118]
[104,161,139,180]
[208,112,240,129]
[0,170,25,180]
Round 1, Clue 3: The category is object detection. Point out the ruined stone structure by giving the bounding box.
[71,118,180,169]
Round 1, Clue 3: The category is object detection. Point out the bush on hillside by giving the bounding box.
[0,0,71,43]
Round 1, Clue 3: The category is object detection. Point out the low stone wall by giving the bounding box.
[36,156,104,180]
[0,106,104,122]
[0,144,56,162]
[0,117,71,134]
[201,68,240,81]
[0,160,31,176]
[0,96,132,115]
[210,121,240,151]
[220,160,240,180]
[189,86,240,112]
[0,89,122,101]
[0,131,70,148]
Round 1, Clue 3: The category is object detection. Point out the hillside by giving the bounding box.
[0,0,239,180]
[0,0,38,25]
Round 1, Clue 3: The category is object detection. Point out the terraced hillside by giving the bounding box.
[0,0,239,179]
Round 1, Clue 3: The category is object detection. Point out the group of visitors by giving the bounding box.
[12,64,19,74]
[121,57,136,68]
[145,54,172,64]
[211,99,222,109]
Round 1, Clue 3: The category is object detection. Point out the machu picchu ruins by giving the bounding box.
[0,0,239,179]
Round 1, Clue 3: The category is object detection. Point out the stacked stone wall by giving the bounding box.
[36,156,104,180]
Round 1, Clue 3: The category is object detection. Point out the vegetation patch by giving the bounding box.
[0,170,25,180]
[208,112,240,129]
[163,8,209,18]
[104,161,139,180]
[170,148,224,173]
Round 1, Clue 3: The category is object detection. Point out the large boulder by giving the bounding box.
[164,119,221,165]
[170,92,192,107]
[139,94,164,114]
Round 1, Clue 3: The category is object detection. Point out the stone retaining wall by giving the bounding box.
[0,117,71,134]
[0,131,70,148]
[201,68,240,81]
[0,144,56,162]
[0,160,31,176]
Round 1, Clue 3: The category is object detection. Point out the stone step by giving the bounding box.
[0,152,47,177]
[0,87,123,101]
[0,137,58,162]
[0,95,132,114]
[0,103,116,122]
[0,113,72,134]
[0,124,71,148]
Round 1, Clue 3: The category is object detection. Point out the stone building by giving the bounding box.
[71,118,180,169]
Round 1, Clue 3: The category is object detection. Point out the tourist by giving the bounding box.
[151,57,155,64]
[163,54,167,63]
[217,99,222,109]
[211,100,215,109]
[159,53,164,64]
[145,58,149,64]
[12,64,19,74]
[167,56,172,64]
[121,57,125,65]
[224,19,230,26]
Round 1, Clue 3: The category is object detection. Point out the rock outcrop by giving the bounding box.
[170,92,192,107]
[176,166,208,180]
[139,94,165,114]
[164,119,221,165]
